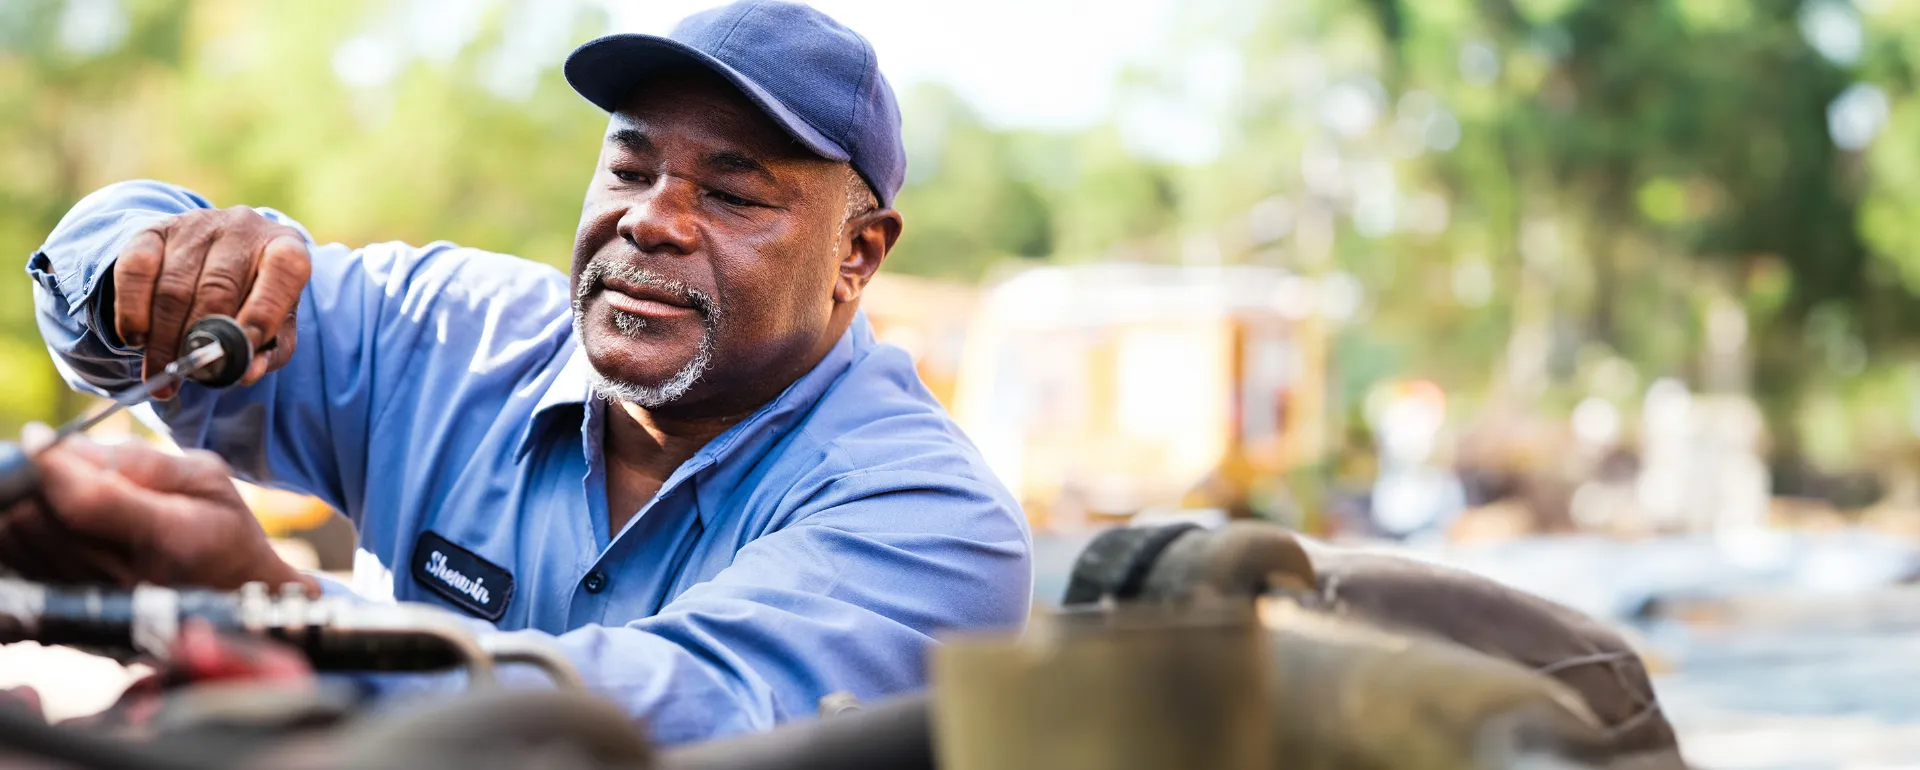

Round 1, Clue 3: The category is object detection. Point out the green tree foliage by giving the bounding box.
[5,0,1920,472]
[1351,0,1920,464]
[889,83,1055,278]
[1145,0,1920,468]
[890,82,1188,277]
[0,0,1188,433]
[0,0,611,431]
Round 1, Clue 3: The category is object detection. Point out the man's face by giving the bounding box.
[571,69,853,415]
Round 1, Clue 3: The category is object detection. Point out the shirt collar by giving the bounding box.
[514,340,599,461]
[678,313,872,506]
[514,312,878,513]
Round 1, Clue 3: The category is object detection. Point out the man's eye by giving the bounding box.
[611,170,647,184]
[711,190,759,208]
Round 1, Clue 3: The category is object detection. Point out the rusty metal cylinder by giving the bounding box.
[1257,601,1622,770]
[934,604,1276,770]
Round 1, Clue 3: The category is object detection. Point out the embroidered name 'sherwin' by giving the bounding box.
[411,530,514,621]
[425,550,491,605]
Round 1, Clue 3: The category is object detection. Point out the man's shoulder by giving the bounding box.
[345,240,573,368]
[785,341,1011,500]
[345,242,575,437]
[350,240,568,303]
[706,335,1030,557]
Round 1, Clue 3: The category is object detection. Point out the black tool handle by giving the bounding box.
[182,314,255,387]
[34,584,465,672]
[269,629,466,672]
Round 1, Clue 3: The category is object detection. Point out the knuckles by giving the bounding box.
[126,207,309,361]
[144,208,305,303]
[162,206,288,250]
[193,271,244,302]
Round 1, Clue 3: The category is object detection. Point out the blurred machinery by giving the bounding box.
[0,579,579,687]
[675,522,1682,770]
[0,522,1685,770]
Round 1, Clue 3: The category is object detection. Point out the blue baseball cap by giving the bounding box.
[564,1,905,207]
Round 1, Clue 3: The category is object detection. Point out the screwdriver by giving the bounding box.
[0,315,272,510]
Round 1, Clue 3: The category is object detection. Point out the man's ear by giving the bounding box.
[833,209,903,304]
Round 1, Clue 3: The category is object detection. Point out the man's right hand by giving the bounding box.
[114,207,311,398]
[0,425,315,594]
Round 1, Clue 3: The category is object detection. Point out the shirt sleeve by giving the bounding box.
[25,179,571,520]
[373,469,1032,747]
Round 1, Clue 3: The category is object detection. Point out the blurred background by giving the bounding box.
[6,0,1920,766]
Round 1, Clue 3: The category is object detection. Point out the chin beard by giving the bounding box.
[572,261,722,409]
[584,316,715,408]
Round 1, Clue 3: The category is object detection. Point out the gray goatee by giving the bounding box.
[573,259,722,408]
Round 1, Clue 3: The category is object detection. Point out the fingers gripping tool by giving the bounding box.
[0,315,273,509]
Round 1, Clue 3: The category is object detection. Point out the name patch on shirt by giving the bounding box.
[411,531,513,621]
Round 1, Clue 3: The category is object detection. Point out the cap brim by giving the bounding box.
[564,34,851,164]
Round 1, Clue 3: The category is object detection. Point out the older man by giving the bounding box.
[13,1,1030,744]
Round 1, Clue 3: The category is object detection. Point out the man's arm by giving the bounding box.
[15,408,1030,740]
[27,180,570,517]
[384,472,1032,745]
[570,476,1028,743]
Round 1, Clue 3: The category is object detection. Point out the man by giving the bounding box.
[13,1,1031,744]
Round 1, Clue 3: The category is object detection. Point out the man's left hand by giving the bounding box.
[0,428,314,593]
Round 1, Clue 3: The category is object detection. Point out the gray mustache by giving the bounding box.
[576,260,720,322]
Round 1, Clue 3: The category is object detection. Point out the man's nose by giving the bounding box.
[617,178,700,257]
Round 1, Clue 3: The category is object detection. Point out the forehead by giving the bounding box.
[608,69,816,163]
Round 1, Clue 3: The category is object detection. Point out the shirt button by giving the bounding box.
[583,571,608,594]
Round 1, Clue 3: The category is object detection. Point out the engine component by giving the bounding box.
[0,579,577,687]
[1061,522,1316,606]
[934,603,1277,770]
[661,694,932,770]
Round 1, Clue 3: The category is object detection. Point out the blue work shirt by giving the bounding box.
[27,180,1032,744]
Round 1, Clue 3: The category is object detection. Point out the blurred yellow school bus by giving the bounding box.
[235,480,337,537]
[939,264,1355,533]
[83,408,338,542]
[862,273,979,408]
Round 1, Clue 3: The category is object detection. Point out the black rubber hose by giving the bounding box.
[1060,523,1201,605]
[658,694,933,770]
[328,688,655,769]
[1140,522,1316,602]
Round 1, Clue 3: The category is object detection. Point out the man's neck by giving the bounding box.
[601,400,741,536]
[596,310,858,535]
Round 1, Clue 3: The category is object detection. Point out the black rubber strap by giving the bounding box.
[1060,523,1201,606]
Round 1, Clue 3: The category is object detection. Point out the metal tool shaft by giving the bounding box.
[0,315,262,512]
[49,342,225,445]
